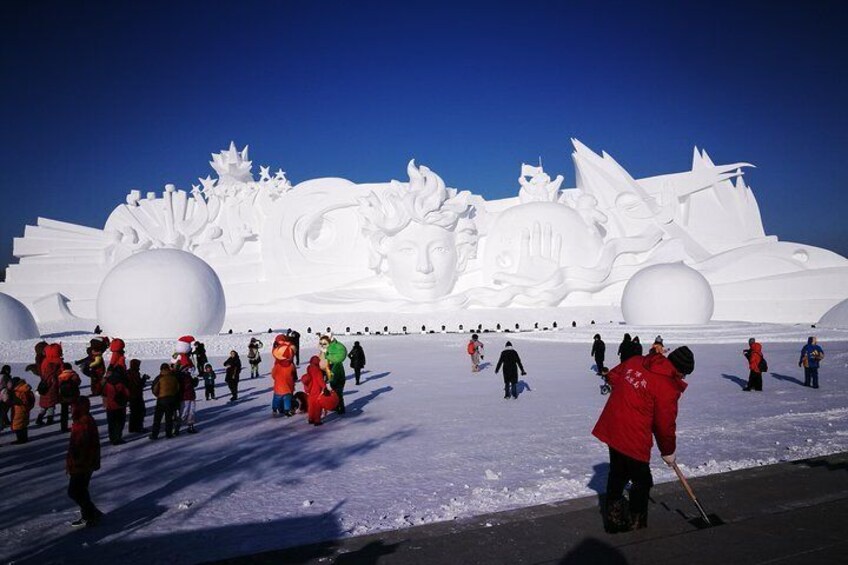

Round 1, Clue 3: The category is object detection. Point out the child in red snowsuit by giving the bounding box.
[301,356,331,425]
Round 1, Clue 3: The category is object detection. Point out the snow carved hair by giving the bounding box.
[357,160,478,273]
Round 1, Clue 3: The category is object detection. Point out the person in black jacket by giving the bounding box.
[286,329,302,365]
[495,341,526,399]
[348,341,366,385]
[617,334,633,363]
[591,334,606,375]
[223,351,242,402]
[632,336,643,356]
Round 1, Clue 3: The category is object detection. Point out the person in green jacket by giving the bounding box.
[321,334,348,415]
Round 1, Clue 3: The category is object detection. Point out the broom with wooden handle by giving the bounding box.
[670,461,712,526]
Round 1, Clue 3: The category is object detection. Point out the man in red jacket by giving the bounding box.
[67,396,103,527]
[592,345,695,532]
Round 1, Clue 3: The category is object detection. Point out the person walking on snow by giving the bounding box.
[223,351,242,402]
[57,363,82,433]
[150,364,180,440]
[617,334,633,363]
[176,367,199,434]
[193,341,209,373]
[126,359,148,433]
[103,366,130,445]
[10,376,35,444]
[201,363,217,400]
[591,334,606,375]
[592,346,695,533]
[321,334,348,415]
[799,337,824,389]
[495,341,526,399]
[108,338,127,370]
[467,334,484,372]
[348,341,366,385]
[287,329,302,365]
[271,334,297,416]
[743,340,765,391]
[248,337,264,379]
[36,343,63,426]
[66,396,103,527]
[0,365,12,432]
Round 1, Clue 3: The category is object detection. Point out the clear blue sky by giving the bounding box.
[2,0,846,276]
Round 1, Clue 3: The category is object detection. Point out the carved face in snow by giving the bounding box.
[385,222,458,300]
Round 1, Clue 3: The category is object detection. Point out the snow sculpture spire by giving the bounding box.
[210,141,253,184]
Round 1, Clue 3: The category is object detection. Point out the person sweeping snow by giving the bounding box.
[592,345,695,532]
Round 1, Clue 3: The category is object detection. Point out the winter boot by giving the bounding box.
[47,415,55,426]
[36,414,45,426]
[188,424,198,434]
[604,498,631,533]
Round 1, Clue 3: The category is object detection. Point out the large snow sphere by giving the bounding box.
[97,249,226,339]
[622,262,714,325]
[818,298,848,328]
[0,293,40,341]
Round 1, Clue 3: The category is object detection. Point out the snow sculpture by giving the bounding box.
[0,293,40,341]
[2,139,847,330]
[358,160,477,300]
[518,163,564,203]
[621,263,714,325]
[818,298,848,328]
[96,249,225,339]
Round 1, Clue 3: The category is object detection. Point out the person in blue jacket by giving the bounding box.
[798,337,825,388]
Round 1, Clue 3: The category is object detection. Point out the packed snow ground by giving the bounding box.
[1,322,847,564]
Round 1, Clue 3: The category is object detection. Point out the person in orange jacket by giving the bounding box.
[108,338,127,370]
[67,396,103,527]
[10,377,36,444]
[271,334,297,416]
[744,341,765,391]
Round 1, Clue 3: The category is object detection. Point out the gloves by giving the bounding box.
[662,453,676,465]
[798,361,802,367]
[521,371,527,376]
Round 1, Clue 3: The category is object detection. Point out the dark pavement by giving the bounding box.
[214,452,848,564]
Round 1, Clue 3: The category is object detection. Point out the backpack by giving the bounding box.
[36,379,50,395]
[25,389,36,409]
[467,341,476,355]
[758,356,768,373]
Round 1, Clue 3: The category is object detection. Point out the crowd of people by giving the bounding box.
[0,325,830,534]
[0,327,367,528]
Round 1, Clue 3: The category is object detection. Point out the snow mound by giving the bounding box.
[0,292,40,341]
[818,298,848,328]
[621,262,714,325]
[96,249,226,339]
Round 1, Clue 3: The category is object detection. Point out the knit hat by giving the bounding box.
[505,341,513,347]
[668,346,694,375]
[654,335,663,345]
